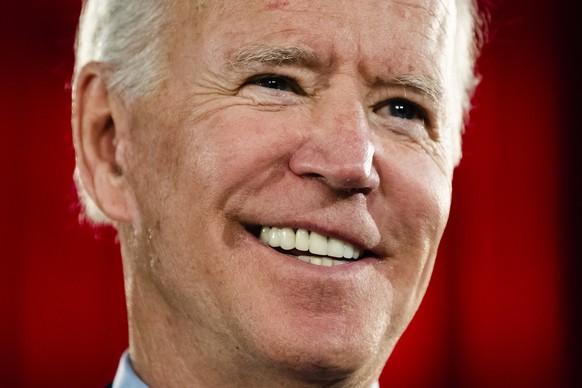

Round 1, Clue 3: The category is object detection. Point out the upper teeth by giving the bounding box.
[259,227,361,260]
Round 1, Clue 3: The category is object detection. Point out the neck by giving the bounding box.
[124,272,381,387]
[118,230,383,388]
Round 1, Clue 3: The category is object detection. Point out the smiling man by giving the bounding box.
[72,0,482,387]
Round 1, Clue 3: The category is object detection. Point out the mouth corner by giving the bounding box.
[244,224,262,239]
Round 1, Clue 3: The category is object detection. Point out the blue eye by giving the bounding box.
[375,98,426,122]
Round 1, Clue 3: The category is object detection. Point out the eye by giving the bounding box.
[374,98,427,122]
[246,75,304,95]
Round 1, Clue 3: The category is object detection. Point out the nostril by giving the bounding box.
[337,186,372,197]
[320,172,377,195]
[295,173,373,196]
[302,172,324,180]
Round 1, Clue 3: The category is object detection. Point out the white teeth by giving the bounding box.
[327,238,344,258]
[298,255,350,266]
[260,226,271,244]
[343,243,354,259]
[309,231,328,256]
[298,256,310,263]
[280,228,296,250]
[257,226,363,264]
[295,228,310,251]
[269,227,281,247]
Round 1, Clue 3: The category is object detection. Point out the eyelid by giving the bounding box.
[371,97,441,141]
[244,74,306,95]
[373,98,428,122]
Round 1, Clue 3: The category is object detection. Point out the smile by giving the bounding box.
[257,226,363,267]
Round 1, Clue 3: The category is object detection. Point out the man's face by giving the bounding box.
[121,0,459,383]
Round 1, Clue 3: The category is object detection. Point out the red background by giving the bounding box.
[1,1,580,387]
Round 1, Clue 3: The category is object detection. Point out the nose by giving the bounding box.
[289,99,380,194]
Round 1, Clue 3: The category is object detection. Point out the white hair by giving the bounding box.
[453,0,485,164]
[74,0,170,96]
[73,0,485,224]
[73,0,171,224]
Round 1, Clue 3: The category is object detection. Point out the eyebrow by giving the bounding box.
[228,44,324,71]
[228,44,442,103]
[375,74,443,103]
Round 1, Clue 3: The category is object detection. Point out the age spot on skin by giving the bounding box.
[266,0,290,10]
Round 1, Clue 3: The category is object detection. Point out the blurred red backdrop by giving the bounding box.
[1,1,580,387]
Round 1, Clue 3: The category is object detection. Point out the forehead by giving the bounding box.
[195,0,455,24]
[181,0,458,78]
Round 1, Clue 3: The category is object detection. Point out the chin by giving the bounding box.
[274,341,386,386]
[284,357,363,384]
[246,310,390,384]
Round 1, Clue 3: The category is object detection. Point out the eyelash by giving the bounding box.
[244,74,428,124]
[245,74,305,95]
[373,98,428,123]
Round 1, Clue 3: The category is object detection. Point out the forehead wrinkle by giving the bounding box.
[228,43,326,72]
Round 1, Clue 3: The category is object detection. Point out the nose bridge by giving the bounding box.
[289,92,379,192]
[325,98,373,171]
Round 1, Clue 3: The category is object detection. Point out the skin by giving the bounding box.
[74,0,461,386]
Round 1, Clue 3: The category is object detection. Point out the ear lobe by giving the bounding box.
[73,63,138,225]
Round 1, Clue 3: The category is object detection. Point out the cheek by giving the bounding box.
[371,146,452,289]
[182,108,303,196]
[373,141,452,242]
[124,126,180,221]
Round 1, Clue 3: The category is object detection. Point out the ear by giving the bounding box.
[72,62,138,225]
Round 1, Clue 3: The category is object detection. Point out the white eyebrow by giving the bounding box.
[229,44,323,70]
[376,74,443,103]
[229,45,442,103]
